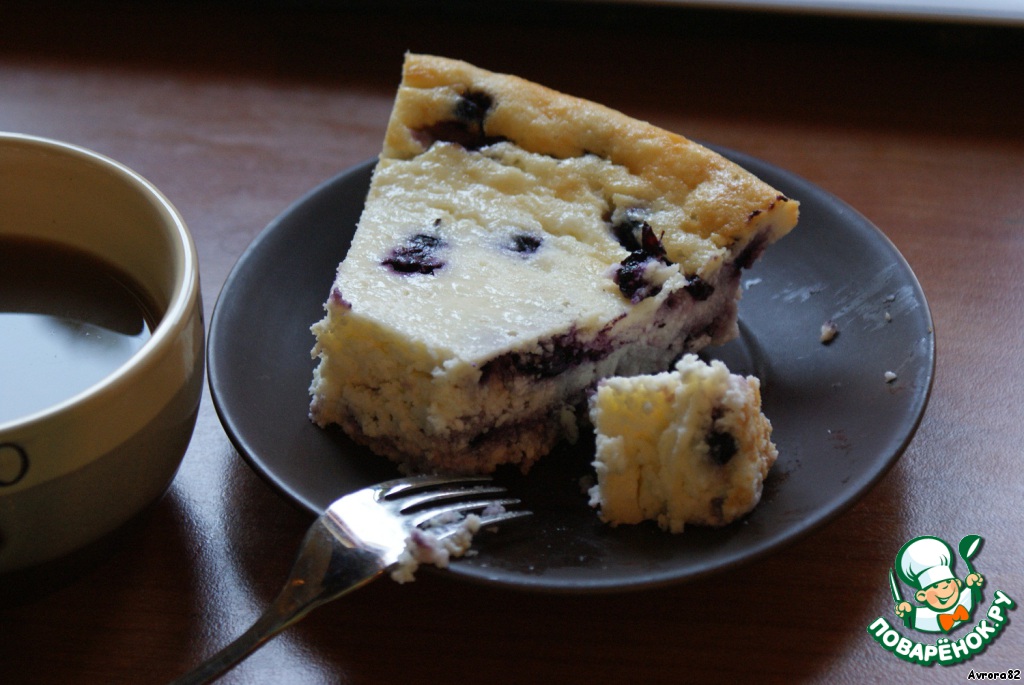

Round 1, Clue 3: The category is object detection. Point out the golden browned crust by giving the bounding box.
[382,53,799,266]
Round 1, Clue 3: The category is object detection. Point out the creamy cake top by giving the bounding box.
[338,142,684,361]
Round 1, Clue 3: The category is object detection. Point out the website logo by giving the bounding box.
[867,535,1016,666]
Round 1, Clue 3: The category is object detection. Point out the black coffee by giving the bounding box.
[0,237,159,424]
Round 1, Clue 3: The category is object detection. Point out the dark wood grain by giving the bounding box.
[2,3,1022,683]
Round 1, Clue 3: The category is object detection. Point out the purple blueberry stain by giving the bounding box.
[706,429,738,466]
[707,409,737,465]
[612,221,671,303]
[454,90,493,126]
[610,207,651,253]
[507,232,542,255]
[616,252,662,303]
[328,286,352,309]
[734,231,770,270]
[412,90,508,151]
[710,497,726,522]
[637,223,667,261]
[683,275,714,301]
[480,327,614,381]
[382,222,447,275]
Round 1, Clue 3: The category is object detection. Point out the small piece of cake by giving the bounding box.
[389,512,483,584]
[309,54,798,475]
[588,354,777,533]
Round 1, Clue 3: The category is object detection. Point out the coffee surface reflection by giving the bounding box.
[0,237,157,424]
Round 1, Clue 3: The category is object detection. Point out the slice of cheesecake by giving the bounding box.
[588,354,777,533]
[309,54,798,475]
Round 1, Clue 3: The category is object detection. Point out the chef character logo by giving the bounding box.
[869,534,1016,666]
[890,535,984,634]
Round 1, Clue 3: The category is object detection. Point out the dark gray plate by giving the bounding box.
[207,149,934,593]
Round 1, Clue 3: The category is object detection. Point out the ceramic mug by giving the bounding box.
[0,132,204,573]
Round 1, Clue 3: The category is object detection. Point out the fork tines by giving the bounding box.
[377,474,530,532]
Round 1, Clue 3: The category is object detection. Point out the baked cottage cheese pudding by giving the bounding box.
[309,54,798,475]
[588,355,777,532]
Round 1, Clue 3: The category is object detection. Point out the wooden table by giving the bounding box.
[2,3,1022,683]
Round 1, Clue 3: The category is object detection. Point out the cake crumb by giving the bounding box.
[389,512,483,584]
[820,319,839,344]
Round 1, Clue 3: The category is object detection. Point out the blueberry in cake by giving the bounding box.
[588,354,777,532]
[309,54,798,475]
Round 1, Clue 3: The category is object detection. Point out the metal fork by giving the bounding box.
[169,475,529,684]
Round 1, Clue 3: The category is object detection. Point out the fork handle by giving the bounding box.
[167,602,304,685]
[169,525,385,684]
